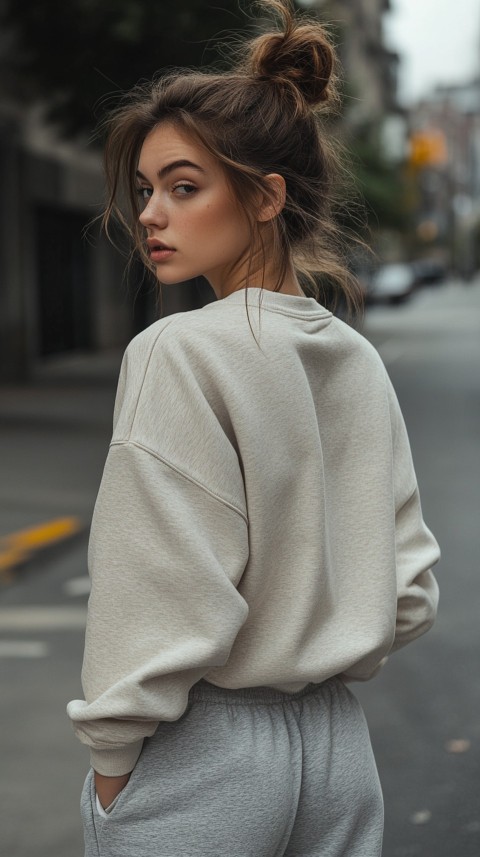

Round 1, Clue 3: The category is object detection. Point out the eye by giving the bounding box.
[136,186,152,201]
[172,182,197,196]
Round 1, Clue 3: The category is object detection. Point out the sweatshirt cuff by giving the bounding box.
[90,739,144,776]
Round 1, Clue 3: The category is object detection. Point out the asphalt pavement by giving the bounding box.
[357,278,480,857]
[1,277,479,857]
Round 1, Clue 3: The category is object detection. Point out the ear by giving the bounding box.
[257,173,286,223]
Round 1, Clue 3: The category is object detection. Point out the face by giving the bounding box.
[136,123,254,299]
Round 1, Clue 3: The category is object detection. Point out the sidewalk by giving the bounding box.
[0,349,124,545]
[0,348,123,431]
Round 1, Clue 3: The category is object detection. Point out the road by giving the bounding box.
[0,279,479,857]
[0,353,121,857]
[358,279,480,857]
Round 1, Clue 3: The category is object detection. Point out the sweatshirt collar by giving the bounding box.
[217,287,331,319]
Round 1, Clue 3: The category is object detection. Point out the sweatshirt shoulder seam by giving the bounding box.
[127,316,183,439]
[110,439,248,525]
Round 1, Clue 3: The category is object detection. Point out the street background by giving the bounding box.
[1,0,480,855]
[1,277,479,857]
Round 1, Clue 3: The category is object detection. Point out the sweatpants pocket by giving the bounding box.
[80,769,101,857]
[95,791,122,818]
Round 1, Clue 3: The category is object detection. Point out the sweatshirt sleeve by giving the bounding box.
[386,373,440,653]
[67,443,249,776]
[67,325,250,776]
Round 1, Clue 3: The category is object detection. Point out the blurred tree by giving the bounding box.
[348,121,409,233]
[0,0,254,137]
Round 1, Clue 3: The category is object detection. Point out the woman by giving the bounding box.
[67,1,440,854]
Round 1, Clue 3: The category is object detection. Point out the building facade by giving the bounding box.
[0,102,208,381]
[303,0,399,126]
[409,80,480,276]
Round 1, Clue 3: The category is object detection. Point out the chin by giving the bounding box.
[155,273,191,285]
[155,268,202,286]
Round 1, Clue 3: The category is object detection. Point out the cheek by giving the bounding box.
[177,192,250,253]
[203,200,250,246]
[199,190,247,230]
[199,201,225,227]
[178,204,219,238]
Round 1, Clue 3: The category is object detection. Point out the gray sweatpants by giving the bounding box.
[81,677,384,856]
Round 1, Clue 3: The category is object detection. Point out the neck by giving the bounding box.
[208,246,305,300]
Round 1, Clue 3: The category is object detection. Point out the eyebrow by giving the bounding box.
[136,159,206,182]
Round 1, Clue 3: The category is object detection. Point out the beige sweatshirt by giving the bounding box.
[67,287,440,776]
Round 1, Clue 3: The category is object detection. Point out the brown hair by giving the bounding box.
[102,0,364,332]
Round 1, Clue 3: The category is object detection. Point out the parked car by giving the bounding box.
[368,263,416,305]
[411,258,447,286]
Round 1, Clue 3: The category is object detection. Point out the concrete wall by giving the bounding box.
[0,106,150,381]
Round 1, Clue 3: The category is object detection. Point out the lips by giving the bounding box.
[146,238,176,262]
[147,238,175,251]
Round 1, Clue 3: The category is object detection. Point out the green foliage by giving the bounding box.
[347,122,409,233]
[1,0,254,137]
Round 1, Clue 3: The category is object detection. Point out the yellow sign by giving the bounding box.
[409,129,448,169]
[0,517,82,578]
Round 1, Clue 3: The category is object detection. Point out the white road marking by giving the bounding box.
[0,640,49,658]
[63,575,91,596]
[0,606,87,631]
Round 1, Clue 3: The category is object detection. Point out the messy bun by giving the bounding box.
[246,0,336,108]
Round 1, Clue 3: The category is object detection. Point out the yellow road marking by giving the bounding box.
[0,517,83,577]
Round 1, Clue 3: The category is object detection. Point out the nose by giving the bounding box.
[139,195,168,231]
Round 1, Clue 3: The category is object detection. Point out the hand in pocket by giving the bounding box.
[94,770,131,811]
